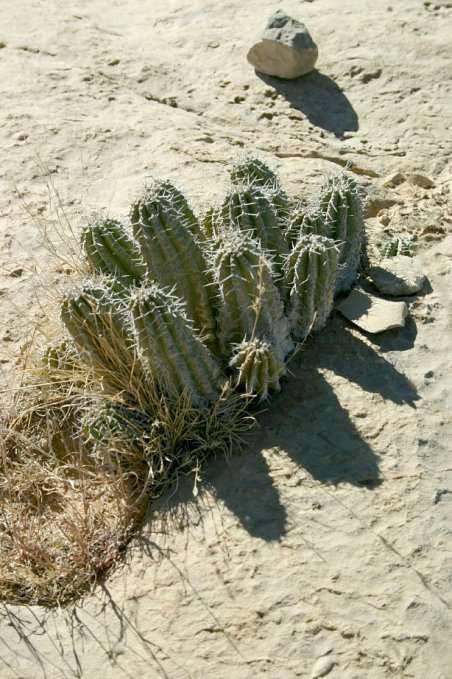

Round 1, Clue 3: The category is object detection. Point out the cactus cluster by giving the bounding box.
[53,157,366,422]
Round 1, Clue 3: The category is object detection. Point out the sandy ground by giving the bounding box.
[0,0,451,677]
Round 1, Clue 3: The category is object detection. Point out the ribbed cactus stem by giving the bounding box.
[230,156,280,188]
[208,185,288,275]
[285,234,338,341]
[130,181,216,342]
[229,338,286,401]
[81,218,145,285]
[154,180,206,242]
[215,230,292,361]
[380,237,415,258]
[43,339,78,372]
[60,279,135,379]
[130,285,225,406]
[317,173,364,293]
[284,203,326,247]
[229,156,292,224]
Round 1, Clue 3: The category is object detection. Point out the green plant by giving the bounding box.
[317,173,364,293]
[130,285,225,406]
[284,233,339,341]
[229,338,286,401]
[131,180,217,343]
[214,228,292,362]
[229,156,292,223]
[82,217,145,285]
[380,237,416,258]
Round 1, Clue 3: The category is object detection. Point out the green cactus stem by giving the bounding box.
[214,229,292,361]
[284,203,326,248]
[130,285,225,406]
[317,173,364,293]
[206,185,289,276]
[229,156,292,223]
[380,237,416,258]
[43,339,79,373]
[229,338,286,401]
[130,181,216,342]
[230,156,280,188]
[60,279,136,383]
[81,218,145,285]
[284,233,338,341]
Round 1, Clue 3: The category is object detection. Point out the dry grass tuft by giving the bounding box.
[0,358,253,606]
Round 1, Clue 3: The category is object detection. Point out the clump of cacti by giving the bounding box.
[54,159,366,419]
[380,237,416,259]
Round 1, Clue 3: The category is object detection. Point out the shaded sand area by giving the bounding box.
[0,0,451,677]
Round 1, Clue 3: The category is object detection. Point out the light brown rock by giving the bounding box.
[336,288,409,333]
[369,256,426,295]
[382,171,405,188]
[408,173,435,189]
[247,10,318,79]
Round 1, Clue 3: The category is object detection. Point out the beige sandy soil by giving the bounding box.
[0,0,451,677]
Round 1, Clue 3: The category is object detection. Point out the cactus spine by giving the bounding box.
[284,234,338,341]
[214,230,292,361]
[130,181,217,343]
[81,218,145,285]
[229,338,285,401]
[317,173,364,293]
[130,285,225,406]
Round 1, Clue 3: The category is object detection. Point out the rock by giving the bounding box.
[247,10,318,79]
[382,171,405,188]
[336,288,409,334]
[408,173,435,189]
[368,256,426,295]
[311,656,335,678]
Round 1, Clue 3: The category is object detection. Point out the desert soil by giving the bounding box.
[0,0,451,677]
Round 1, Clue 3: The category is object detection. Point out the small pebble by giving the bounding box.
[382,171,405,188]
[337,288,409,334]
[311,656,335,678]
[408,173,435,189]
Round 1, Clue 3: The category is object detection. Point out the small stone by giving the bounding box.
[311,656,335,678]
[337,289,409,334]
[247,10,318,79]
[408,173,435,189]
[368,256,426,295]
[382,171,405,188]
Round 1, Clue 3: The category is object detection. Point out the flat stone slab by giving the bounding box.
[247,10,318,79]
[336,289,409,334]
[368,256,426,295]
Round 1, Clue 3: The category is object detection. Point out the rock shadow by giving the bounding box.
[257,69,359,136]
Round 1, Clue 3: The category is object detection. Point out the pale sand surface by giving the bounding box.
[0,1,451,677]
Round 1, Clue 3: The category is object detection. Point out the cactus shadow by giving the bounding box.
[257,69,359,136]
[142,315,419,544]
[200,315,421,541]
